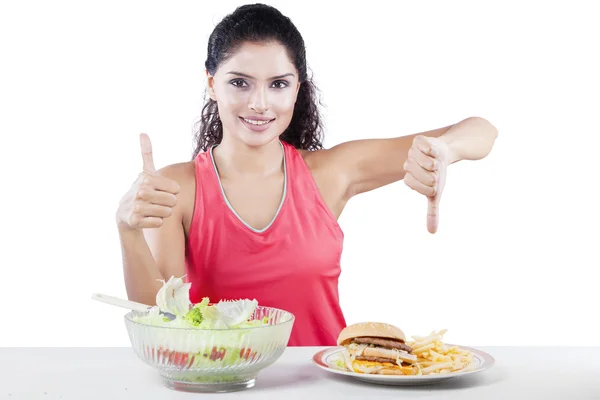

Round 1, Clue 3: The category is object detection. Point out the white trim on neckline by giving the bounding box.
[209,141,287,233]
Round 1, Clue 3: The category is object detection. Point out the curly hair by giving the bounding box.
[192,4,324,158]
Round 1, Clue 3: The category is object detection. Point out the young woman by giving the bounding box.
[116,4,498,346]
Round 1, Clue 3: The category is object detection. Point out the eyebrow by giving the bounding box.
[226,71,295,80]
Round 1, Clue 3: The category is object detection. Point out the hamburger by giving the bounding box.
[337,322,418,375]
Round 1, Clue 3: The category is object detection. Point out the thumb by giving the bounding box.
[139,133,156,173]
[427,195,439,234]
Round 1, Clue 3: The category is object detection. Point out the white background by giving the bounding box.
[1,0,598,347]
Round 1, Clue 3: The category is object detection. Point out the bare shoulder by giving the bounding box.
[298,148,321,168]
[156,161,196,229]
[156,160,196,186]
[297,148,350,219]
[298,148,339,171]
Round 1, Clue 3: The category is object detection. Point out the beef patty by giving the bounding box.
[355,355,398,364]
[352,337,413,353]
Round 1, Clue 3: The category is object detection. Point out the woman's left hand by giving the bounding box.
[403,135,452,234]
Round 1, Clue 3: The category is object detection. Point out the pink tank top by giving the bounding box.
[184,140,347,346]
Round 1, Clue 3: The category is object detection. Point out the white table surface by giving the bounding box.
[1,346,599,399]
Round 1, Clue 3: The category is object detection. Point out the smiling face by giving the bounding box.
[207,41,301,148]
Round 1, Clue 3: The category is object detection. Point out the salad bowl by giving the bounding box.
[124,305,294,393]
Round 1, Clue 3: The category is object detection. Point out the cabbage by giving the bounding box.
[155,275,192,316]
[133,297,268,330]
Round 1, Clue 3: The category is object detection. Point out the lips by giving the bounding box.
[239,116,275,132]
[241,115,274,121]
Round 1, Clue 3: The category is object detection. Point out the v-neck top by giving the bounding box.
[185,140,347,346]
[208,141,287,233]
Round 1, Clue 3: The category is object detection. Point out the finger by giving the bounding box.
[129,215,163,229]
[427,196,440,234]
[138,217,164,229]
[414,135,439,158]
[404,160,436,187]
[408,147,438,172]
[135,203,173,218]
[404,172,436,197]
[140,133,156,173]
[143,174,180,194]
[136,188,178,207]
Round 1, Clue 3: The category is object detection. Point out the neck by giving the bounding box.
[212,134,283,178]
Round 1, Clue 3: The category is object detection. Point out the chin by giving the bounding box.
[234,121,284,148]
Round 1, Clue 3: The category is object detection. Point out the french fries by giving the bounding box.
[406,329,474,376]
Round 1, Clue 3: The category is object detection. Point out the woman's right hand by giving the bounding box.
[116,133,181,230]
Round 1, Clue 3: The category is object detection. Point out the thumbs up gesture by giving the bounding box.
[116,134,181,230]
[402,135,450,234]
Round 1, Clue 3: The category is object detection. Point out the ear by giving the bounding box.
[295,81,301,98]
[206,70,217,101]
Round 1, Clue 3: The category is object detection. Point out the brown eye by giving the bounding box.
[230,79,248,88]
[271,80,288,89]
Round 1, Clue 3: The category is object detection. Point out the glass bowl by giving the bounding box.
[124,306,294,393]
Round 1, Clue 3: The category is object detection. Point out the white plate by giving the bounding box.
[312,345,495,386]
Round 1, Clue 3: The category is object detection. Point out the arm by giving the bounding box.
[119,165,188,305]
[142,164,192,285]
[119,223,183,306]
[118,134,189,305]
[325,116,498,198]
[436,116,499,164]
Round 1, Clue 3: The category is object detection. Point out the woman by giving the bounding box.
[116,4,498,346]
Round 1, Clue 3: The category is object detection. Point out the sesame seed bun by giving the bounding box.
[337,322,407,346]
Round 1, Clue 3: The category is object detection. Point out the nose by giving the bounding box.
[248,86,268,113]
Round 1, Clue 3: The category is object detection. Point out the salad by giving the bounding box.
[134,275,269,330]
[130,276,273,371]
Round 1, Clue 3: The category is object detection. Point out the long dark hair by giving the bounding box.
[192,4,324,158]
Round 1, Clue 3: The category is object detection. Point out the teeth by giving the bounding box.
[243,118,271,125]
